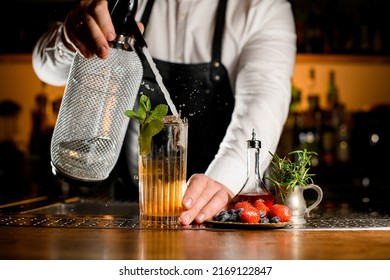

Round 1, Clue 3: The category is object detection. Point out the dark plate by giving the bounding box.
[205,219,289,229]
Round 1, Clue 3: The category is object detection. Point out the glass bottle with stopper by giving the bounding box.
[228,130,275,209]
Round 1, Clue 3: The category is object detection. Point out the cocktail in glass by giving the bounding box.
[138,115,188,227]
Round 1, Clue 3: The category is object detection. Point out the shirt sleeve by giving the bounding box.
[32,22,76,87]
[205,0,297,194]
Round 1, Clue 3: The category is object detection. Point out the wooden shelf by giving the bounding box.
[296,54,390,65]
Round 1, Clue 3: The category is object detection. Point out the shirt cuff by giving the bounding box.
[53,23,76,63]
[205,152,247,195]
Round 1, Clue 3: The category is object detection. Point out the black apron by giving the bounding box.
[114,0,235,198]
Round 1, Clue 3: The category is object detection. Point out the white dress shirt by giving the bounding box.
[32,0,296,194]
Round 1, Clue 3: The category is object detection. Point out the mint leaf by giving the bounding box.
[137,107,147,123]
[142,119,165,138]
[139,119,164,155]
[124,94,169,155]
[124,109,144,121]
[148,104,169,121]
[139,94,151,112]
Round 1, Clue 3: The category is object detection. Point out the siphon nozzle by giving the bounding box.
[110,0,147,48]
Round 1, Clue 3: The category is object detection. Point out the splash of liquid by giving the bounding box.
[142,47,179,116]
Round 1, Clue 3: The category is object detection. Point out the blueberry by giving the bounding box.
[228,212,239,222]
[260,217,269,223]
[227,209,235,215]
[270,216,281,223]
[217,211,230,222]
[259,210,266,218]
[236,208,244,215]
[213,211,224,221]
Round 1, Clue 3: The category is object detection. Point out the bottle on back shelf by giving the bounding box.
[326,70,338,108]
[325,70,350,163]
[295,68,321,167]
[320,70,339,166]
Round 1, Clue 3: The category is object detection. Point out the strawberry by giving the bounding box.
[233,201,253,211]
[239,208,260,223]
[268,204,291,222]
[253,199,269,216]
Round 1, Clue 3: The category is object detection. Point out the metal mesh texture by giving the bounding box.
[51,49,143,182]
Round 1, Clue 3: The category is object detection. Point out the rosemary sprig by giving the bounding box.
[266,149,317,201]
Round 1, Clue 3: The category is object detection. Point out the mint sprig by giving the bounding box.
[124,95,168,155]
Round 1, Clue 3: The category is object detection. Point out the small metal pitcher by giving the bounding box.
[276,184,323,225]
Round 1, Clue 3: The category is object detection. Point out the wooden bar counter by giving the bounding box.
[0,197,389,260]
[1,218,390,260]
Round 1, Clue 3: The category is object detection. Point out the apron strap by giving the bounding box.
[141,0,155,26]
[210,0,228,82]
[212,0,227,64]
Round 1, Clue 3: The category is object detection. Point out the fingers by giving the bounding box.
[64,11,94,57]
[87,0,115,58]
[64,0,113,58]
[63,0,145,58]
[90,0,116,40]
[137,22,145,34]
[179,174,233,226]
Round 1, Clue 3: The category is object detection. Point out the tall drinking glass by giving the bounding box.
[138,116,188,227]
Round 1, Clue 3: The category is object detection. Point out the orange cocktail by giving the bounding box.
[138,116,188,227]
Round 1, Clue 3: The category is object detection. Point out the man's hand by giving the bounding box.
[180,174,234,225]
[62,0,144,59]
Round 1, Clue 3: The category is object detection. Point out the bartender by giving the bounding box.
[32,0,296,225]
